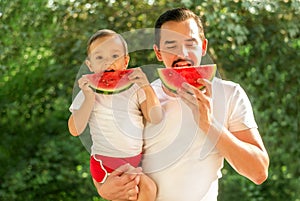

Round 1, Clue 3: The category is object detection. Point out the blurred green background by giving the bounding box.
[0,0,299,200]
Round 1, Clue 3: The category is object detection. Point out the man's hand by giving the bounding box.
[98,164,142,200]
[177,79,213,134]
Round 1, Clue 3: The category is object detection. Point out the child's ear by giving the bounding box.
[124,55,130,68]
[85,59,94,72]
[153,44,163,61]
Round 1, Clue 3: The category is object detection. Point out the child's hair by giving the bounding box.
[86,29,128,56]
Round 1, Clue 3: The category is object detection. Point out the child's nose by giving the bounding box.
[103,58,113,66]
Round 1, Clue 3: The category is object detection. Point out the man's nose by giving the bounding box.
[176,45,189,58]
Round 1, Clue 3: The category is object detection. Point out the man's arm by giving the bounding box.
[178,80,269,184]
[209,124,269,184]
[94,164,141,200]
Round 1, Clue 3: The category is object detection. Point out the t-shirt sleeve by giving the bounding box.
[69,90,85,112]
[228,84,258,132]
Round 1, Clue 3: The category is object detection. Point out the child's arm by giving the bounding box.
[128,68,162,124]
[68,76,96,136]
[139,85,162,124]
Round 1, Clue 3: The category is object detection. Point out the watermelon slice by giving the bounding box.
[85,69,133,94]
[157,64,217,93]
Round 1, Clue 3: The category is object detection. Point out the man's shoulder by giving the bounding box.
[150,79,162,91]
[213,77,238,86]
[213,77,241,91]
[150,78,161,85]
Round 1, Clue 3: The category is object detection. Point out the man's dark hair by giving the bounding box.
[154,8,205,48]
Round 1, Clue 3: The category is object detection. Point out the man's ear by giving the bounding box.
[153,44,163,61]
[85,59,94,72]
[202,39,208,56]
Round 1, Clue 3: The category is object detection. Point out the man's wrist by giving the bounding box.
[207,116,224,142]
[98,183,110,200]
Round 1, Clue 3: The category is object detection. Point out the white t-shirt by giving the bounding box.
[70,84,146,157]
[142,78,257,201]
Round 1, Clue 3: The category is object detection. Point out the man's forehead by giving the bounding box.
[159,19,200,41]
[160,28,198,42]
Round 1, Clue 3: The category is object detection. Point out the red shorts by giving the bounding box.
[90,153,142,183]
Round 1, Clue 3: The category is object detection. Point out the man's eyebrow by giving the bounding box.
[164,40,176,45]
[185,38,198,43]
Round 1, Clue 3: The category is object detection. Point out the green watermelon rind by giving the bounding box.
[157,64,217,93]
[89,83,133,95]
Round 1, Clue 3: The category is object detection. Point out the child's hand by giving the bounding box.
[128,67,149,88]
[78,75,95,97]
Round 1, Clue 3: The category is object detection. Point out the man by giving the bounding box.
[98,8,269,201]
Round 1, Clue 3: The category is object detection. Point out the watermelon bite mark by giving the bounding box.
[86,69,133,94]
[157,64,217,93]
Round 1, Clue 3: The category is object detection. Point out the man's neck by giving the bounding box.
[162,85,178,97]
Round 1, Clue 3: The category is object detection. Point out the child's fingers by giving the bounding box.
[127,68,149,87]
[78,79,89,89]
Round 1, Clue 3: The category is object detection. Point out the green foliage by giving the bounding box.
[197,1,300,200]
[0,0,299,200]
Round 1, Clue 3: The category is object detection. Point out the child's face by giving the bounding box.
[86,35,129,73]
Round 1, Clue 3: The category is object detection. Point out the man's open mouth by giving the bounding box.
[172,59,194,67]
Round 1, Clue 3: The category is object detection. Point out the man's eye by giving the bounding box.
[186,42,197,47]
[166,45,177,49]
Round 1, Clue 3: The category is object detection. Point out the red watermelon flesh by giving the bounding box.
[85,69,133,94]
[157,64,217,93]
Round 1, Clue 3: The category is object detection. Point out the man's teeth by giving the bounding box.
[174,63,191,67]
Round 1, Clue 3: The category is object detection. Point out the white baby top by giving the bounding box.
[70,84,146,157]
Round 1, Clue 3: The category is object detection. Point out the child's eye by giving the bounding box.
[96,56,103,60]
[112,54,120,59]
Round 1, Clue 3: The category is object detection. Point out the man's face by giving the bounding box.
[154,18,207,68]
